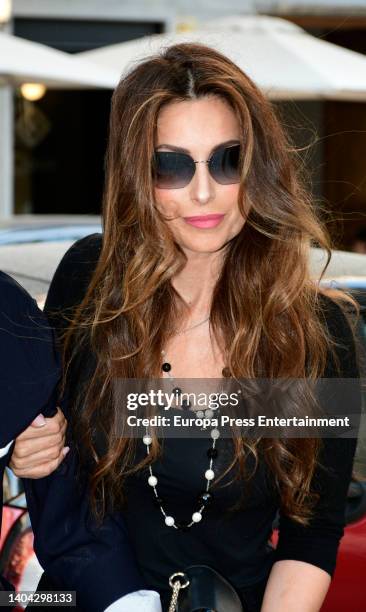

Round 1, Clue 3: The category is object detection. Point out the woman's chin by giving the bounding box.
[179,237,232,255]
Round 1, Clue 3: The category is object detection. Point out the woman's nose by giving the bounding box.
[189,162,215,205]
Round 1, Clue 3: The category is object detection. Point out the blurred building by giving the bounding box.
[262,0,366,249]
[8,0,366,249]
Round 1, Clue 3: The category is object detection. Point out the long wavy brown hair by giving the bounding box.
[61,42,360,525]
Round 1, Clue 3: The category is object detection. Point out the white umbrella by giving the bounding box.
[79,15,366,100]
[0,31,120,89]
[203,15,366,101]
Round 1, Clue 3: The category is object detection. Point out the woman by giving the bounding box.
[28,43,362,612]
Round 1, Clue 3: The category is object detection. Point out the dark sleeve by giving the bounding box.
[25,449,148,611]
[273,295,362,578]
[44,233,103,340]
[0,271,61,449]
[24,234,148,612]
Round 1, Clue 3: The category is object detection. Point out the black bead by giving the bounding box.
[198,492,213,506]
[162,362,171,372]
[222,366,231,378]
[176,521,189,531]
[173,387,182,395]
[207,447,218,459]
[152,495,164,507]
[181,399,190,410]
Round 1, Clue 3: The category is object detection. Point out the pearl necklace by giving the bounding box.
[142,352,230,531]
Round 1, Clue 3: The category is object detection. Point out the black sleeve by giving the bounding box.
[44,232,103,340]
[44,233,103,420]
[0,271,61,449]
[24,234,148,612]
[273,295,362,578]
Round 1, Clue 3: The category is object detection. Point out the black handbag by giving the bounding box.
[168,564,245,612]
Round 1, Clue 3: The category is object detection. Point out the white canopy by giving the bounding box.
[80,15,366,100]
[0,31,119,89]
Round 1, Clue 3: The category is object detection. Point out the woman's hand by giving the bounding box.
[9,407,69,478]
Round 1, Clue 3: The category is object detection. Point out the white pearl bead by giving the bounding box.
[165,516,175,527]
[211,428,220,439]
[205,409,214,418]
[192,512,202,523]
[205,469,215,481]
[148,475,158,487]
[196,410,204,418]
[143,435,152,445]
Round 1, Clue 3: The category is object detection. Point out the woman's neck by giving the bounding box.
[171,249,224,315]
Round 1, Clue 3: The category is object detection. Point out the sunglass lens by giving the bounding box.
[153,152,195,189]
[210,144,241,185]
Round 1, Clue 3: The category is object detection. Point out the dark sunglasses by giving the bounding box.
[152,143,241,189]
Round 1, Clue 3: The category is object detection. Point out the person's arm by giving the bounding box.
[261,295,361,612]
[0,270,68,479]
[24,235,161,612]
[262,436,357,612]
[0,271,61,451]
[261,561,330,612]
[0,270,63,475]
[26,445,160,612]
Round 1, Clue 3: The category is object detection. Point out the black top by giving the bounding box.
[29,234,362,611]
[0,271,61,592]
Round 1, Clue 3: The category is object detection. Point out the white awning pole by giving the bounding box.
[0,84,14,218]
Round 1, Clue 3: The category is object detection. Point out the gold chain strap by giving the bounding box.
[168,571,190,612]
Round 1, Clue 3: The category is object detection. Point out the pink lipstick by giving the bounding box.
[183,214,225,229]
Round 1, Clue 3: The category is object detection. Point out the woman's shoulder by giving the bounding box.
[316,290,361,378]
[44,233,102,314]
[56,232,102,274]
[317,290,358,340]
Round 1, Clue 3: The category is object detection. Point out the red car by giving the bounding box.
[1,481,42,611]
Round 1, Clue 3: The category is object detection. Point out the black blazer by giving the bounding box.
[0,271,61,593]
